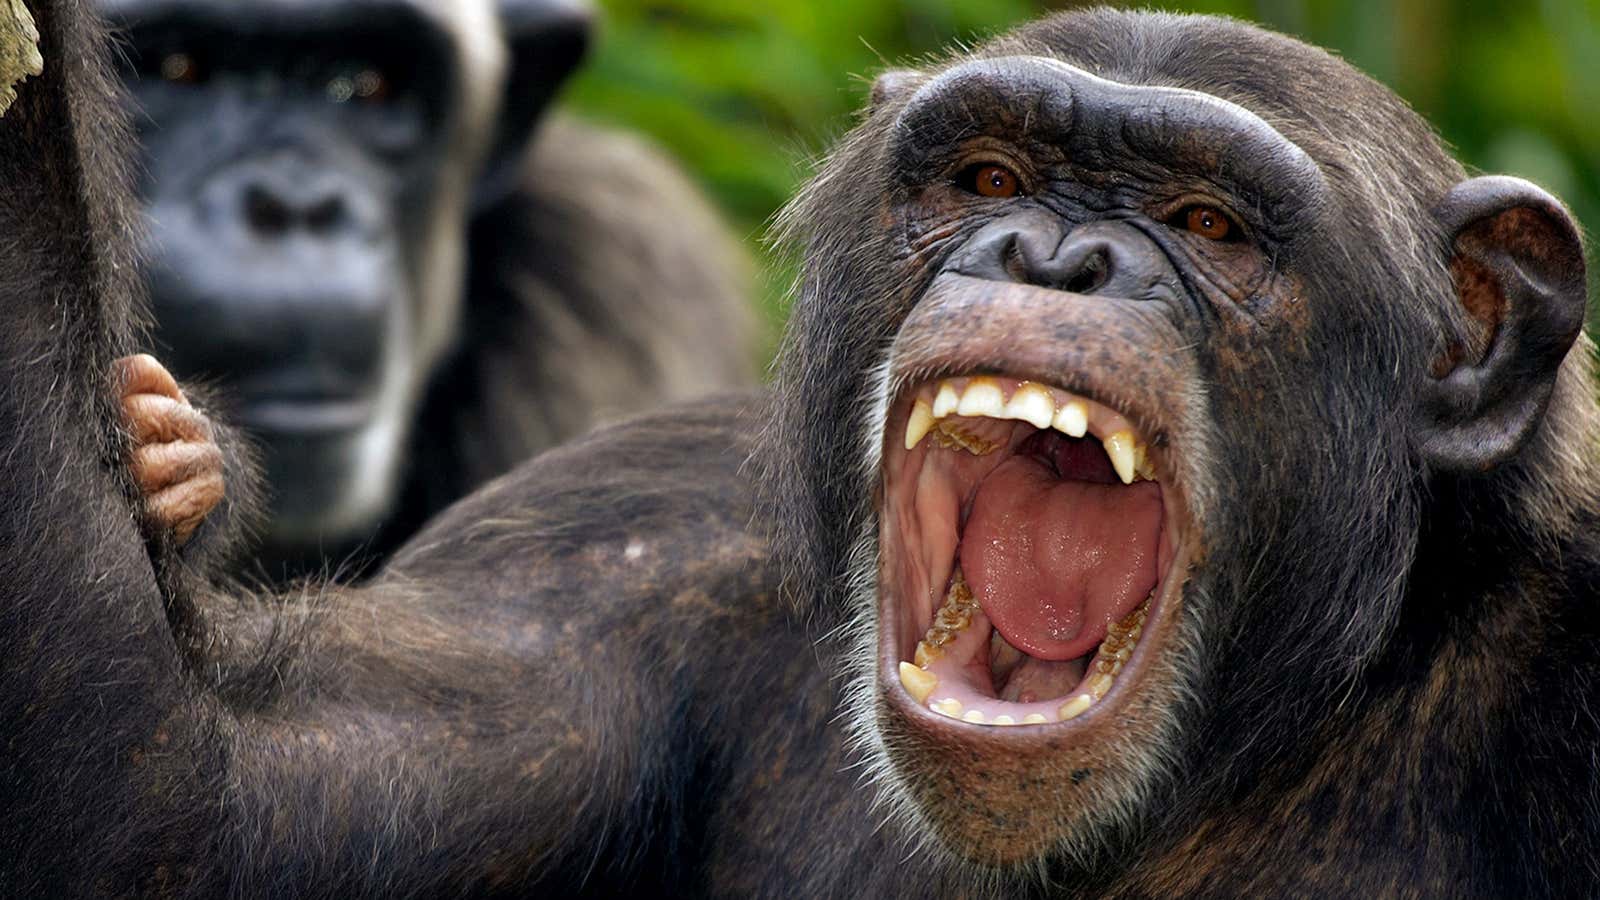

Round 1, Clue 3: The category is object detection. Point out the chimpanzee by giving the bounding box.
[7,3,1600,897]
[101,0,756,576]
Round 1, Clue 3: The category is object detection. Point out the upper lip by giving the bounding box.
[882,272,1191,443]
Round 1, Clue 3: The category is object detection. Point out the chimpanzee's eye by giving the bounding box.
[957,163,1022,199]
[327,68,392,105]
[352,69,392,104]
[159,52,204,85]
[1173,204,1242,242]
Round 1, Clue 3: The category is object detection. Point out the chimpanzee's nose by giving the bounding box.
[951,208,1176,299]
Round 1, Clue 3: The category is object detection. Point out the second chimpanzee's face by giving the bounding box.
[769,8,1576,875]
[103,0,507,551]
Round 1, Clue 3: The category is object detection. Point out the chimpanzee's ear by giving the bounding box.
[472,0,594,211]
[1415,175,1588,472]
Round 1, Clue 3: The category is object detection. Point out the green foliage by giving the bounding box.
[561,0,1600,352]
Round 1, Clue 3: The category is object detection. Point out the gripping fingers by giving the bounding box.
[122,393,213,445]
[116,353,185,404]
[130,439,222,495]
[130,438,224,544]
[114,354,225,544]
[145,472,225,545]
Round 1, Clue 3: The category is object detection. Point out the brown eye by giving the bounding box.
[329,69,393,105]
[959,163,1021,199]
[352,69,391,103]
[1182,205,1235,241]
[159,52,202,84]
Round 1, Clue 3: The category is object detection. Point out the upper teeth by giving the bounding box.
[903,376,1152,484]
[1007,383,1056,429]
[1103,430,1137,484]
[1053,399,1087,437]
[956,378,1006,418]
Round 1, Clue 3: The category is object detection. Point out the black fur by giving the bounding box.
[381,114,755,556]
[2,5,1597,898]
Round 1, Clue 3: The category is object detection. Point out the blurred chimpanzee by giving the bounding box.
[101,0,756,576]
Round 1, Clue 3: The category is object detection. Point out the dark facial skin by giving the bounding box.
[3,4,1599,898]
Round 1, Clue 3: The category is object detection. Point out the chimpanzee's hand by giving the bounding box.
[115,354,224,545]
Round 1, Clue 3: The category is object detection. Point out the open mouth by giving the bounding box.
[234,374,377,436]
[881,375,1185,728]
[241,397,375,435]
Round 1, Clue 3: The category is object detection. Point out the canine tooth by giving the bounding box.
[1023,713,1049,725]
[962,710,987,724]
[1053,400,1088,438]
[904,399,936,450]
[1006,383,1056,428]
[956,377,1004,418]
[933,698,964,718]
[1104,431,1137,484]
[932,381,960,418]
[993,715,1016,726]
[898,662,938,704]
[1087,673,1114,700]
[1059,694,1093,720]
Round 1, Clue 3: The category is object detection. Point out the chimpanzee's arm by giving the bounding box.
[0,3,786,895]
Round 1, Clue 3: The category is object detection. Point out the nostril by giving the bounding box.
[304,196,346,234]
[1001,233,1029,284]
[1063,251,1108,294]
[244,185,291,237]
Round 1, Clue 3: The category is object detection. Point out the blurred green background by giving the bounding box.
[560,0,1600,358]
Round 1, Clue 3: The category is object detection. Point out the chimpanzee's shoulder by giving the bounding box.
[384,391,773,599]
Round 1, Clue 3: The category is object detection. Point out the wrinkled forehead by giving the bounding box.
[891,55,1328,225]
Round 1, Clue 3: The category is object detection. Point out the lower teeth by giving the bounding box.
[903,570,1151,726]
[913,570,978,667]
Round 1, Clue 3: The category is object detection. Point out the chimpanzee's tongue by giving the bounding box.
[959,455,1162,661]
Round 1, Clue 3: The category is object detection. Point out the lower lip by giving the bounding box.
[239,399,375,435]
